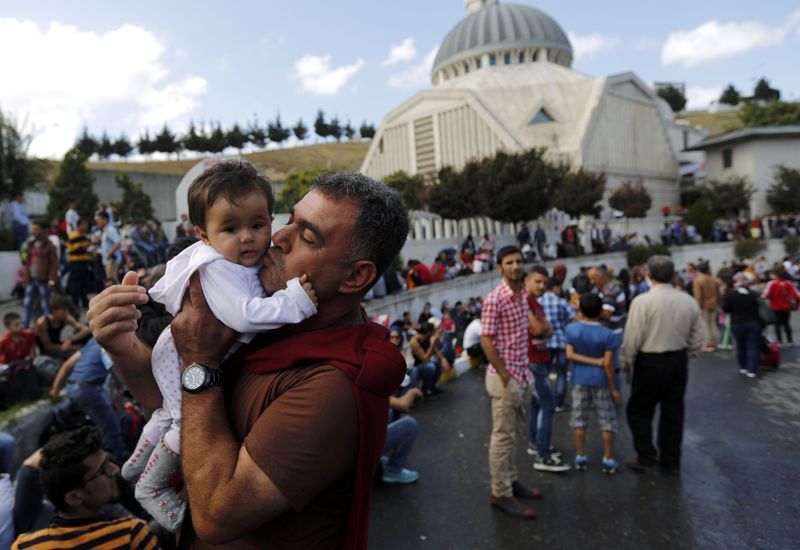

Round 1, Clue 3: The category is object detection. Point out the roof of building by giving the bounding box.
[686,125,800,150]
[432,2,572,76]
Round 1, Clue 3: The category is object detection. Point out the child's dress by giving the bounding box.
[122,240,316,531]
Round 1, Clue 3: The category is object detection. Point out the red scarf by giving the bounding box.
[242,320,406,550]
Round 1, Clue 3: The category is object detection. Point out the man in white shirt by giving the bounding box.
[8,193,30,247]
[95,210,121,284]
[65,202,80,233]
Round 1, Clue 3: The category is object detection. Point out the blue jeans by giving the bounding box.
[382,416,419,472]
[415,361,440,394]
[0,432,15,473]
[549,349,568,407]
[23,281,51,328]
[528,363,555,457]
[732,321,762,374]
[67,382,127,459]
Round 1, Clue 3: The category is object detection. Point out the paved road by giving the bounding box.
[369,334,800,549]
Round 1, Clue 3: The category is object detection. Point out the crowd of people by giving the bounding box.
[1,171,799,546]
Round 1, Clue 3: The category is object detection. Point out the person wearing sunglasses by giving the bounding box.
[12,426,159,549]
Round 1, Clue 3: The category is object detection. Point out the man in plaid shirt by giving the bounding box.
[538,277,576,411]
[481,246,541,520]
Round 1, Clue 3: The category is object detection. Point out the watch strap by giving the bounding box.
[205,367,223,388]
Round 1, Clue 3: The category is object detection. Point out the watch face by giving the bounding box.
[182,366,206,391]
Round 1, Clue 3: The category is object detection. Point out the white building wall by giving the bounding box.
[437,104,504,170]
[362,123,413,179]
[750,139,800,216]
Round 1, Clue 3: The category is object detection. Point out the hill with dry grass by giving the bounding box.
[85,141,371,180]
[677,110,743,136]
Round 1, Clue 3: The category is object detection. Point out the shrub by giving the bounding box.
[627,244,671,267]
[784,235,800,258]
[733,239,767,260]
[0,227,16,252]
[684,199,715,240]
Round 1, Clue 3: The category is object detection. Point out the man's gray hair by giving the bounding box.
[648,255,675,283]
[311,171,409,282]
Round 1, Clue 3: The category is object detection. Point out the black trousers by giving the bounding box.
[626,350,688,468]
[774,310,793,344]
[68,261,91,308]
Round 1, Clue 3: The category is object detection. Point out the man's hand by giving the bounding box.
[611,388,622,406]
[441,357,452,373]
[621,362,631,374]
[172,272,238,368]
[87,271,149,356]
[498,369,511,387]
[49,387,60,403]
[299,274,318,309]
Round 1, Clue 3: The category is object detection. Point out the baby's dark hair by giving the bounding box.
[579,293,603,319]
[187,161,274,229]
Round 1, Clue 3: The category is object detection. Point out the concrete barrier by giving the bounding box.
[0,252,21,301]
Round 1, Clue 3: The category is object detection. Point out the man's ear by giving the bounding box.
[194,226,209,244]
[63,488,84,509]
[339,260,377,295]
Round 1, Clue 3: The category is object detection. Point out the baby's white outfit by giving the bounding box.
[123,240,316,531]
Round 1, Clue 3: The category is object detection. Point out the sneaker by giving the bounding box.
[533,455,571,472]
[574,455,588,471]
[554,404,570,413]
[745,371,756,379]
[382,468,420,484]
[739,368,748,375]
[701,344,715,352]
[526,446,561,460]
[602,457,619,475]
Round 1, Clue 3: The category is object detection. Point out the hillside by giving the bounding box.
[85,141,371,180]
[677,110,743,136]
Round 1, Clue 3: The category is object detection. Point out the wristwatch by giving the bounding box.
[181,363,223,393]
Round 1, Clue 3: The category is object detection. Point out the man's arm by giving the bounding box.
[172,274,291,544]
[528,310,553,339]
[687,305,705,358]
[50,349,80,401]
[621,301,644,368]
[481,335,511,386]
[601,349,621,405]
[87,271,161,410]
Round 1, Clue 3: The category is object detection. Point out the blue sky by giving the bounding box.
[2,0,798,158]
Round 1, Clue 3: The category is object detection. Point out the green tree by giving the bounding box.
[384,171,426,210]
[207,123,227,154]
[183,121,208,153]
[97,132,114,160]
[276,168,328,212]
[428,166,483,220]
[155,124,179,156]
[293,119,308,141]
[328,117,343,141]
[719,84,740,106]
[226,123,248,154]
[705,177,753,216]
[112,173,155,223]
[657,85,687,112]
[343,121,355,141]
[314,110,328,139]
[47,147,98,221]
[627,244,671,268]
[0,110,45,202]
[113,135,133,158]
[359,121,376,139]
[753,78,780,101]
[766,166,800,214]
[267,114,291,147]
[137,129,155,156]
[247,118,267,149]
[75,126,97,158]
[608,180,652,218]
[739,101,800,127]
[684,199,715,240]
[553,168,606,218]
[733,238,767,260]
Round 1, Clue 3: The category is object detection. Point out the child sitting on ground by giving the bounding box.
[122,161,317,531]
[565,293,622,474]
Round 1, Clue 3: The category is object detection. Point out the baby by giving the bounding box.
[122,161,317,531]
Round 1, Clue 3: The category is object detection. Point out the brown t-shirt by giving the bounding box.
[192,364,358,550]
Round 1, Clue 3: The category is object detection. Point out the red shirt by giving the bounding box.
[0,330,37,363]
[411,263,433,285]
[763,280,800,312]
[527,297,550,364]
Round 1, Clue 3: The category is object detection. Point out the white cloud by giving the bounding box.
[387,45,439,90]
[567,32,619,60]
[685,85,723,111]
[381,38,416,67]
[0,18,207,158]
[290,54,364,95]
[661,11,800,67]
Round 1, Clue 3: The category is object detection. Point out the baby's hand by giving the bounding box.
[299,274,318,309]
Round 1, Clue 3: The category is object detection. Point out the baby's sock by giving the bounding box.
[135,437,186,533]
[122,426,160,482]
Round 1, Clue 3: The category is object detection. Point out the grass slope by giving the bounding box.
[86,141,371,179]
[677,111,744,136]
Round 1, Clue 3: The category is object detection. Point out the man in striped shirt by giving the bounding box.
[589,266,626,387]
[481,246,541,520]
[67,218,92,310]
[13,426,159,550]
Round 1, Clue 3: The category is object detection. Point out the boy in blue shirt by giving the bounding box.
[565,293,622,474]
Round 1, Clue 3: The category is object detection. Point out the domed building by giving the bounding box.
[361,0,679,216]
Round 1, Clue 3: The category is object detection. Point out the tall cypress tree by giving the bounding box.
[47,147,98,221]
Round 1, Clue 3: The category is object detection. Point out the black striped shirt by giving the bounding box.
[13,515,159,550]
